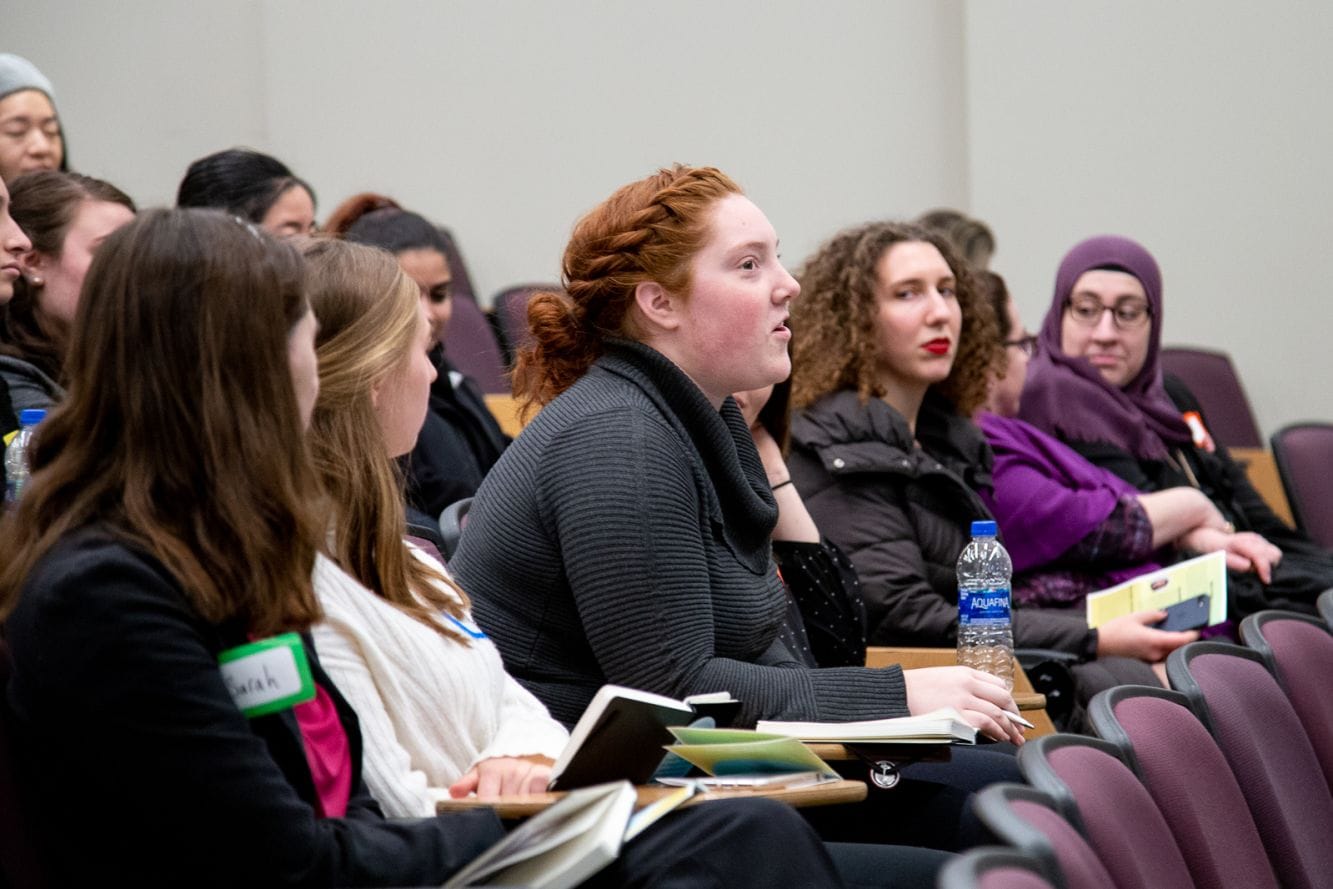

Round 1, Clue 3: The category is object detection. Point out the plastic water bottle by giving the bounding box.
[956,519,1014,689]
[4,408,47,503]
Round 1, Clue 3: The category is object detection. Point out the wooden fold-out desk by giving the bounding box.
[1230,447,1295,528]
[436,778,867,819]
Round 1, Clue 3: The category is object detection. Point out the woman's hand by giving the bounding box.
[1223,531,1283,583]
[903,666,1025,745]
[448,755,555,799]
[1178,527,1283,583]
[1096,610,1198,662]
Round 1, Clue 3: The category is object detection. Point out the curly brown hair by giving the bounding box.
[511,164,742,414]
[789,220,1001,416]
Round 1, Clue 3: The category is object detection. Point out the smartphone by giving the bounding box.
[1155,594,1210,632]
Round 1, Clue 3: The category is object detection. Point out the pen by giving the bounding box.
[1003,711,1035,729]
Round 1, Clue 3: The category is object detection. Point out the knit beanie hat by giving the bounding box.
[0,53,68,173]
[0,53,55,104]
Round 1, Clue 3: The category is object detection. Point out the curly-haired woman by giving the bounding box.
[788,222,1122,672]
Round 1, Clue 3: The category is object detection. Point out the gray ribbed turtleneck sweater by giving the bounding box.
[453,340,908,728]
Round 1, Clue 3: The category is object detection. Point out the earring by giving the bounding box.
[27,274,43,286]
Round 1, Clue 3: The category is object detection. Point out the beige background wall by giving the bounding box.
[964,1,1333,439]
[7,0,1328,435]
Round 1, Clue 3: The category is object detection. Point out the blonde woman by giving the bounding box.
[299,239,566,815]
[297,237,881,888]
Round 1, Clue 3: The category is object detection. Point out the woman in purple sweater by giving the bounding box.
[975,271,1273,679]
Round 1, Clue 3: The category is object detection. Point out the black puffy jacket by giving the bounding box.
[790,389,1095,654]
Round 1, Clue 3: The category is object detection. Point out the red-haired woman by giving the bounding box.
[453,166,1023,855]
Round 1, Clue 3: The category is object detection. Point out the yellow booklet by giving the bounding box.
[1084,550,1227,629]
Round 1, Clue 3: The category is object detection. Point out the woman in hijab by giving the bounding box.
[1020,234,1330,617]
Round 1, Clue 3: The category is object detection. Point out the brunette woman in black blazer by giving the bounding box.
[0,209,850,888]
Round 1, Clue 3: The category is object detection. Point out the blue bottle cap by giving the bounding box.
[18,409,46,426]
[970,520,998,537]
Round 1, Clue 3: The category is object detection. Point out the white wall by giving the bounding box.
[7,0,967,300]
[5,1,270,201]
[964,0,1333,437]
[266,0,970,301]
[6,0,1328,434]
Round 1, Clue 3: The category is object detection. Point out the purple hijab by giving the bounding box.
[1019,234,1192,461]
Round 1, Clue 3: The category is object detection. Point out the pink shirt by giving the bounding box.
[293,685,352,818]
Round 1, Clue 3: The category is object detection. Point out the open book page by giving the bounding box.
[755,708,977,744]
[656,771,832,791]
[442,782,634,889]
[1084,550,1227,629]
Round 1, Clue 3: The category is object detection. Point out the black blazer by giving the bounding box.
[4,528,504,887]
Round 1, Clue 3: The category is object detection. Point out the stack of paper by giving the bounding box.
[755,708,977,744]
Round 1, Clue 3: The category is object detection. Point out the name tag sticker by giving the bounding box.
[218,633,316,719]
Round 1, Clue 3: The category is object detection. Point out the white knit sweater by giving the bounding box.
[311,548,569,817]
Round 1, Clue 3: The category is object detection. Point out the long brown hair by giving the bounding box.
[790,220,1001,416]
[0,170,135,381]
[511,164,742,415]
[300,238,472,642]
[0,209,323,632]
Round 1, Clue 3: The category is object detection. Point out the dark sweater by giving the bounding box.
[453,340,909,728]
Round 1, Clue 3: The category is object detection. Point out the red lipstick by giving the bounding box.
[922,338,951,356]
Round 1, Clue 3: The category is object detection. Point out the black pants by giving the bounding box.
[584,796,949,889]
[1230,541,1333,617]
[803,743,1022,851]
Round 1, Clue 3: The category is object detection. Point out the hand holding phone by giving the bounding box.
[1154,594,1210,632]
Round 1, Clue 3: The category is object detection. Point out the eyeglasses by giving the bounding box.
[1065,295,1152,330]
[1004,334,1037,358]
